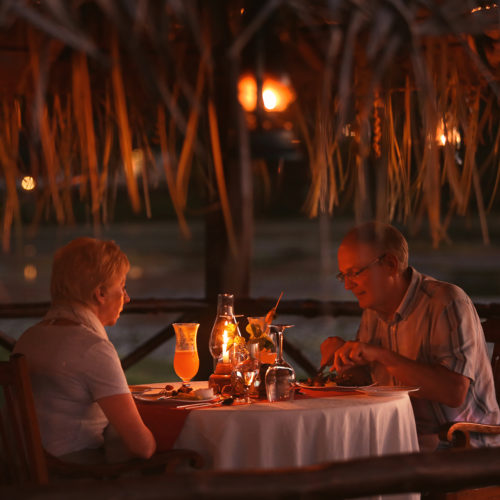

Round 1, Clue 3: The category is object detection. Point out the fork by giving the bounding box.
[175,400,222,409]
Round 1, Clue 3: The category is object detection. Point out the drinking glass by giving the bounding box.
[233,343,260,403]
[173,323,200,388]
[265,324,296,402]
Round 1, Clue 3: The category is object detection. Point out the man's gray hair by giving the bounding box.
[344,221,409,270]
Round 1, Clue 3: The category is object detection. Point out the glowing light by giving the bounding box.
[21,176,36,191]
[342,124,356,137]
[263,89,277,110]
[131,149,145,177]
[222,330,229,363]
[238,74,295,112]
[436,118,461,147]
[238,75,257,112]
[472,4,497,13]
[128,265,144,279]
[24,264,37,281]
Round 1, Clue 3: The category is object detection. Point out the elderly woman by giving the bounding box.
[14,237,156,463]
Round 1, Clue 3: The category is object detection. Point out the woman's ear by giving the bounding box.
[93,286,107,305]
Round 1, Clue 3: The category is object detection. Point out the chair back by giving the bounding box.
[482,318,500,406]
[0,353,49,485]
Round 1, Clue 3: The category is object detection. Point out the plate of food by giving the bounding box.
[359,385,420,397]
[297,366,373,392]
[133,385,218,404]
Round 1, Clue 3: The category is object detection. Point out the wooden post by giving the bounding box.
[204,2,253,301]
[199,2,253,378]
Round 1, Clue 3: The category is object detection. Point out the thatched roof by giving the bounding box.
[0,0,499,251]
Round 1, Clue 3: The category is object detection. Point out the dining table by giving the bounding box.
[133,381,420,500]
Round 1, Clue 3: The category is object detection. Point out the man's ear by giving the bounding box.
[383,253,399,274]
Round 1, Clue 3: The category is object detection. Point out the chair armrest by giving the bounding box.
[46,448,203,480]
[439,422,500,448]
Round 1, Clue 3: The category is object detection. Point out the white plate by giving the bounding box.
[296,382,372,392]
[133,393,218,404]
[359,386,420,397]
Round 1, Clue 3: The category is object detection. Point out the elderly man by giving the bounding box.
[320,221,500,450]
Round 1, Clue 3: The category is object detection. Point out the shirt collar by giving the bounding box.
[393,266,422,321]
[44,302,108,341]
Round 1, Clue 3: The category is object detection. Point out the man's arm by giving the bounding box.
[97,393,156,459]
[334,341,470,407]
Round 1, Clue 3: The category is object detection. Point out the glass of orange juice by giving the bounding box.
[173,323,200,388]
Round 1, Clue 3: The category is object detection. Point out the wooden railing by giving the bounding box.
[1,299,499,498]
[1,447,500,499]
[2,298,500,378]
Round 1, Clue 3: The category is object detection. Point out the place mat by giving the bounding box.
[135,400,193,451]
[135,396,245,450]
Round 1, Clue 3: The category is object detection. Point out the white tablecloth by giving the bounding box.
[174,389,419,471]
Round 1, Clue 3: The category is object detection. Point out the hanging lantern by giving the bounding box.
[238,73,295,113]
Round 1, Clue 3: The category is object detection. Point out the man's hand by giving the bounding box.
[320,336,345,370]
[333,341,381,373]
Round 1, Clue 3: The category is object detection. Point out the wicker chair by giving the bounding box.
[439,317,500,449]
[0,353,203,486]
[435,318,500,500]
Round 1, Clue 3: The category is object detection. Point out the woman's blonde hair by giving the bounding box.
[50,237,130,305]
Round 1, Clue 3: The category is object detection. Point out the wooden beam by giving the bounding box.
[0,330,16,352]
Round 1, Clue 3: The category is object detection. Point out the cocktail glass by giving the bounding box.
[173,323,200,389]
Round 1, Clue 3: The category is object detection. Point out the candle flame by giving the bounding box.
[222,330,229,363]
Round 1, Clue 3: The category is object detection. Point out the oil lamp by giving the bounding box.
[208,293,243,394]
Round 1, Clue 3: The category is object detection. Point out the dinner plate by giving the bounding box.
[128,385,154,395]
[296,382,372,392]
[359,385,420,397]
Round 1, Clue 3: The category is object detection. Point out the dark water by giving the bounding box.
[1,217,499,382]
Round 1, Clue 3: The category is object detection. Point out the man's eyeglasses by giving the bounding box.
[336,254,386,283]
